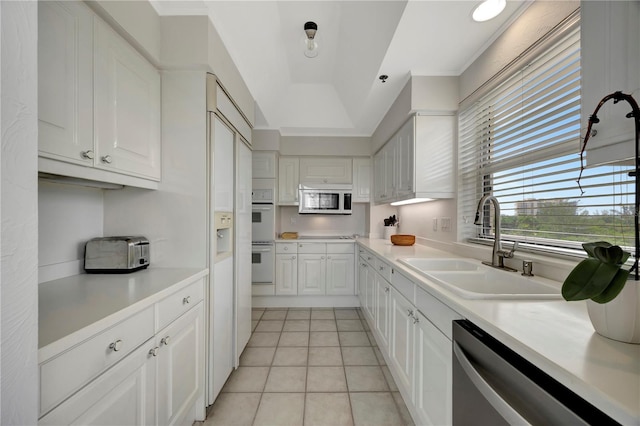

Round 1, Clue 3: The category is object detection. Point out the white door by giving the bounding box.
[396,119,414,197]
[298,255,326,295]
[278,157,299,205]
[299,157,352,184]
[352,158,371,203]
[93,18,160,180]
[38,1,94,165]
[374,273,390,351]
[389,286,415,397]
[364,268,376,322]
[413,310,452,426]
[39,342,156,426]
[211,256,234,401]
[383,142,396,200]
[157,303,204,426]
[213,115,235,212]
[275,254,298,295]
[326,254,355,295]
[235,139,252,362]
[252,151,277,179]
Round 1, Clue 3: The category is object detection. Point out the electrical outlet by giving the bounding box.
[432,218,438,232]
[441,217,451,232]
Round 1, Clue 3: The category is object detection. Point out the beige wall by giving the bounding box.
[280,136,371,157]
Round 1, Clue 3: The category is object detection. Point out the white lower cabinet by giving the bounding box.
[388,286,415,397]
[358,246,460,426]
[326,254,355,295]
[413,310,452,426]
[39,279,205,426]
[156,302,204,426]
[296,243,355,296]
[374,272,390,350]
[39,340,156,426]
[298,255,327,295]
[275,254,298,295]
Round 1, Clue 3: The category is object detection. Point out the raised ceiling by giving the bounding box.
[151,0,529,137]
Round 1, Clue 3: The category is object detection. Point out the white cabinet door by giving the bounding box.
[357,259,369,310]
[212,115,235,212]
[374,273,390,351]
[326,254,355,295]
[38,1,94,166]
[395,119,414,198]
[413,310,452,426]
[39,341,156,426]
[157,303,205,426]
[252,151,277,179]
[582,1,640,164]
[383,142,396,201]
[389,286,414,397]
[299,157,353,184]
[352,158,371,203]
[364,266,376,322]
[278,157,300,205]
[211,257,234,401]
[275,254,298,295]
[94,18,161,180]
[298,255,326,295]
[373,150,385,203]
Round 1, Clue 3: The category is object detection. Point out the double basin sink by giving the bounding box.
[398,258,562,300]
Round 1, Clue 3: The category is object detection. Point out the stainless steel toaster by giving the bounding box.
[84,236,150,273]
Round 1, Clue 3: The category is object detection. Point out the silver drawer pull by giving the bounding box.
[101,155,113,164]
[149,347,159,357]
[109,339,123,352]
[161,336,171,346]
[413,316,419,324]
[379,266,384,271]
[292,256,296,260]
[407,309,414,317]
[385,287,390,293]
[81,150,94,160]
[183,296,191,304]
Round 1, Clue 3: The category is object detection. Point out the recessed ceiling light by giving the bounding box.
[472,0,506,22]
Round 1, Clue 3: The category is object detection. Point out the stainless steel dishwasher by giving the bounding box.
[452,320,619,425]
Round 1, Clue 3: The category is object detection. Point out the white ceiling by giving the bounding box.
[151,0,530,137]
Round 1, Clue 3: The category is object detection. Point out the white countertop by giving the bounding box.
[357,238,640,425]
[38,267,208,362]
[275,238,356,243]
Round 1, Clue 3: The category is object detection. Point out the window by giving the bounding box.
[458,22,635,254]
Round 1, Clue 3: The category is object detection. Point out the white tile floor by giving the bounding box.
[202,307,414,426]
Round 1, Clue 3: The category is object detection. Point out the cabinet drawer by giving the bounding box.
[391,268,415,305]
[40,306,155,416]
[375,258,392,282]
[276,243,298,254]
[156,278,204,331]
[327,243,354,254]
[415,287,462,340]
[297,242,326,254]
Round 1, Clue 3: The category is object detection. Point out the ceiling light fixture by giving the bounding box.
[303,21,319,58]
[472,0,506,22]
[379,75,389,83]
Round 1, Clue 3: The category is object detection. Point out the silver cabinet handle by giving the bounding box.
[379,266,384,271]
[149,347,159,357]
[321,256,325,260]
[385,287,390,293]
[292,256,296,260]
[407,309,413,317]
[161,336,171,346]
[109,339,123,352]
[183,296,191,304]
[413,315,419,324]
[101,155,113,164]
[283,246,289,251]
[81,150,94,160]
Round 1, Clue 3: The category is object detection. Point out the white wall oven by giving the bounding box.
[252,204,275,243]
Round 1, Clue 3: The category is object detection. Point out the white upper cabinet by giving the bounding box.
[38,2,161,188]
[582,1,640,165]
[352,158,371,203]
[252,151,277,179]
[374,115,454,205]
[94,18,161,180]
[213,115,235,212]
[278,157,299,205]
[299,157,352,185]
[38,1,94,165]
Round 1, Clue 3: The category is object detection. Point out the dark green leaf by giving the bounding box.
[562,258,620,301]
[590,269,630,303]
[582,241,611,258]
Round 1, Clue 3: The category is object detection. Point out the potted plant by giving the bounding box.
[566,91,640,344]
[562,241,640,344]
[383,215,398,240]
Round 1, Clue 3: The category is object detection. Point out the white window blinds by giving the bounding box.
[458,25,636,252]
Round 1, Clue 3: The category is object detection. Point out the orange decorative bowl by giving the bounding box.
[390,234,415,246]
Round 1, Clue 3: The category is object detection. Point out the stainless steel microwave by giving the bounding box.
[298,184,352,215]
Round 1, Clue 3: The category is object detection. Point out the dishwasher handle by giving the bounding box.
[453,342,531,426]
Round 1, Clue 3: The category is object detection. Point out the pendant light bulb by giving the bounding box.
[303,21,319,58]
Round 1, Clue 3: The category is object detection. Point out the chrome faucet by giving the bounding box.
[474,195,518,271]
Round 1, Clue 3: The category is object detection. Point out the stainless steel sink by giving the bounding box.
[398,257,561,300]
